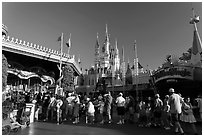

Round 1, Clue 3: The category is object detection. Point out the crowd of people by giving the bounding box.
[2,88,202,135]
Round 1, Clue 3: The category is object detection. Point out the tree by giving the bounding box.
[61,65,75,93]
[2,54,8,92]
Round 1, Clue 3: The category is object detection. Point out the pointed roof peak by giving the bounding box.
[96,32,99,39]
[105,24,109,37]
[106,24,108,34]
[134,40,137,44]
[95,33,100,49]
[115,38,118,48]
[78,54,81,64]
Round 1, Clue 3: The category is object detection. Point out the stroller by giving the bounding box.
[2,111,22,135]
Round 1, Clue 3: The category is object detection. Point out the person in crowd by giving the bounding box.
[45,94,56,121]
[87,98,95,124]
[134,100,141,124]
[42,94,50,120]
[195,94,202,121]
[116,93,126,124]
[36,92,43,105]
[25,92,30,103]
[60,96,68,122]
[162,95,171,130]
[126,95,135,123]
[180,97,198,134]
[168,88,184,135]
[98,95,105,124]
[145,102,152,127]
[92,95,100,123]
[56,96,63,125]
[138,101,146,127]
[16,96,26,124]
[66,93,74,121]
[72,94,80,124]
[103,91,113,124]
[153,94,163,127]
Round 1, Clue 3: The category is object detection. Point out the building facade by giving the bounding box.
[2,24,82,94]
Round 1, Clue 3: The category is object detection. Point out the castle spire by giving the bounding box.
[114,38,120,72]
[105,24,109,40]
[115,38,119,56]
[104,24,110,52]
[78,54,81,64]
[95,32,100,69]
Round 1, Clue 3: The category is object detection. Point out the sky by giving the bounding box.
[2,2,202,72]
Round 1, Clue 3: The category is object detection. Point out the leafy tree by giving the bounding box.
[61,65,75,93]
[2,54,8,92]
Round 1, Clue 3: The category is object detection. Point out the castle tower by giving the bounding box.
[101,24,110,69]
[100,24,111,77]
[114,39,120,72]
[95,33,100,71]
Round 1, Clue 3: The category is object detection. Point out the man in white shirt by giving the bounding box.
[116,93,126,124]
[168,88,184,135]
[56,96,63,125]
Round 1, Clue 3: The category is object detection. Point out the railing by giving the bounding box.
[2,35,74,60]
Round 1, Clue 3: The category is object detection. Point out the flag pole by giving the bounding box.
[67,33,71,58]
[134,40,139,101]
[122,46,125,95]
[59,32,63,87]
[112,61,115,96]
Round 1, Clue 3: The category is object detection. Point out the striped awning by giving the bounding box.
[7,69,55,85]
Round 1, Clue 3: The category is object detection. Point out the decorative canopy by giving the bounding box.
[8,68,55,85]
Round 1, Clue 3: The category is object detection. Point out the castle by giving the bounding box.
[76,25,151,97]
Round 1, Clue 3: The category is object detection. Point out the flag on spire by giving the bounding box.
[57,36,61,41]
[78,54,81,64]
[95,33,100,49]
[134,40,137,52]
[138,62,143,69]
[66,33,71,48]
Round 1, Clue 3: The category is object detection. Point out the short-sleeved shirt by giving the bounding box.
[116,96,126,107]
[169,93,183,114]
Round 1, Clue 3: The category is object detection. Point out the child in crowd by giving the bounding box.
[145,103,152,127]
[138,101,147,127]
[72,94,80,124]
[87,98,95,124]
[162,95,171,130]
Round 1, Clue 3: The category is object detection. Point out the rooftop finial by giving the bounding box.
[97,32,99,39]
[106,24,108,35]
[115,38,118,48]
[78,54,81,64]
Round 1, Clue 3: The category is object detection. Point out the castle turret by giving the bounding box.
[95,33,100,70]
[101,24,110,69]
[114,39,120,72]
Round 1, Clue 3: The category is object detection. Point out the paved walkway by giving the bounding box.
[10,120,202,135]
